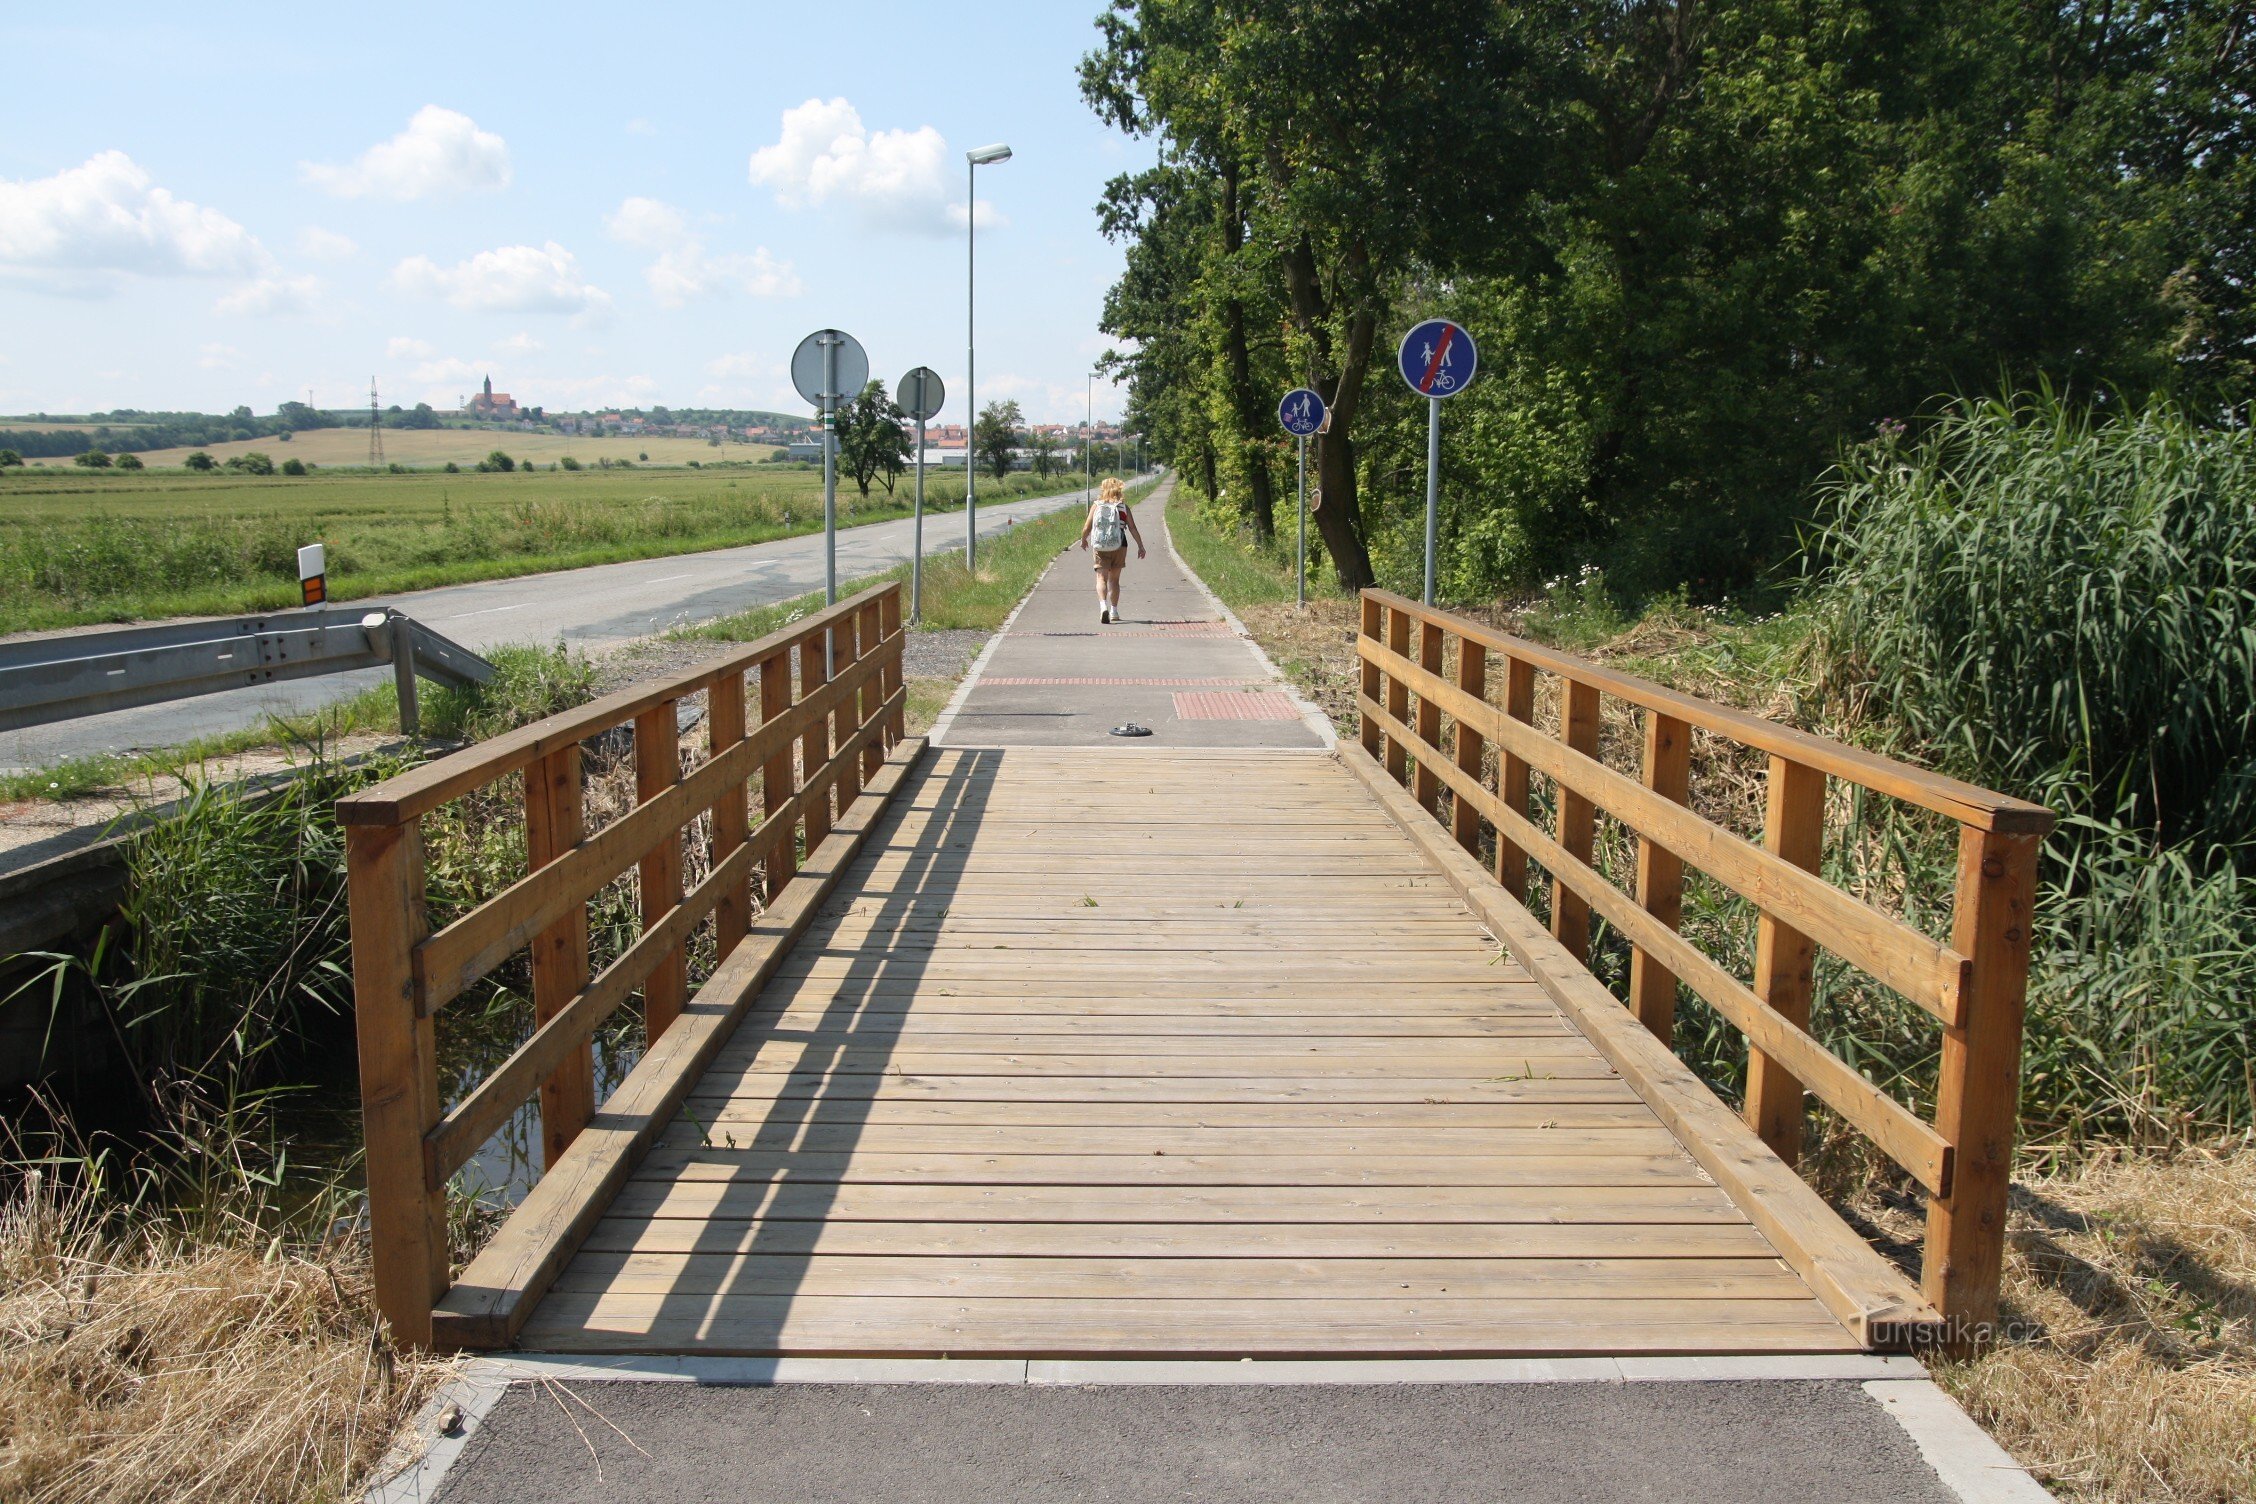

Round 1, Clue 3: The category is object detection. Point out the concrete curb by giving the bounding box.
[1155,485,1337,750]
[1866,1380,2058,1502]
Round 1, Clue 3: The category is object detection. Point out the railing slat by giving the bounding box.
[1358,597,1385,762]
[1496,654,1535,899]
[758,654,796,899]
[1747,756,1826,1164]
[524,744,593,1169]
[1414,619,1445,813]
[709,671,751,960]
[1628,712,1692,1043]
[1451,638,1487,858]
[800,631,832,850]
[834,611,865,812]
[1383,605,1412,785]
[1552,679,1601,960]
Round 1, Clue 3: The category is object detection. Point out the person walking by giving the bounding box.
[1077,476,1145,624]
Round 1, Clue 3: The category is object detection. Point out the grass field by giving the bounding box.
[0,464,1116,634]
[17,426,791,471]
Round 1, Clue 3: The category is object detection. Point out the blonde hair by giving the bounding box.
[1099,476,1125,502]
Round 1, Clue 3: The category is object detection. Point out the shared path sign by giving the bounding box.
[1278,388,1327,607]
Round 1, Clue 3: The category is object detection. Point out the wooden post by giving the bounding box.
[524,745,593,1168]
[759,653,796,900]
[798,633,832,851]
[879,587,905,743]
[1358,596,1384,759]
[1551,678,1601,959]
[1451,638,1487,858]
[859,598,887,779]
[1384,605,1412,786]
[1627,712,1692,1044]
[1414,620,1445,812]
[346,820,445,1349]
[1746,756,1826,1163]
[1495,656,1536,900]
[833,610,865,812]
[633,703,687,1040]
[1923,825,2042,1338]
[708,671,751,962]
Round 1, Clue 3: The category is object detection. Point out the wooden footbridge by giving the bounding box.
[344,574,2050,1358]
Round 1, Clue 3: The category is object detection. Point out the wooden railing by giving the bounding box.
[341,582,917,1348]
[1352,589,2053,1337]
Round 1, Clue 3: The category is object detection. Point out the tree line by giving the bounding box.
[1084,0,2252,596]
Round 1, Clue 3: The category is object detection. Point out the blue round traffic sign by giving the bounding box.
[1397,319,1477,398]
[1278,387,1326,437]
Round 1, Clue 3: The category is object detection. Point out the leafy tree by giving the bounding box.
[836,380,912,498]
[115,453,145,470]
[229,405,254,423]
[0,449,21,467]
[443,461,461,473]
[477,450,516,473]
[281,457,308,475]
[276,400,322,431]
[73,449,113,469]
[183,451,216,471]
[560,456,582,470]
[226,451,275,475]
[1030,429,1061,478]
[394,403,442,431]
[975,400,1023,482]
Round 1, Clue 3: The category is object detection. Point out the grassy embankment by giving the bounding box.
[0,486,1107,1503]
[0,462,1091,635]
[1167,413,2256,1503]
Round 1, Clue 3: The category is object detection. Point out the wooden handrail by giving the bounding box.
[345,584,911,1349]
[1356,590,2052,1339]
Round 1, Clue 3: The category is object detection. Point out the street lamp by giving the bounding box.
[964,142,1012,574]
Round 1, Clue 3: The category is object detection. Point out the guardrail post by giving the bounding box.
[1552,678,1601,958]
[1384,606,1412,786]
[1924,824,2042,1338]
[760,655,797,898]
[390,615,420,737]
[1358,596,1384,760]
[879,587,905,744]
[1451,636,1486,858]
[1414,620,1446,813]
[525,745,593,1167]
[1495,655,1536,899]
[1747,756,1826,1163]
[1628,712,1692,1043]
[709,670,751,960]
[799,633,833,849]
[346,819,445,1349]
[634,702,687,1040]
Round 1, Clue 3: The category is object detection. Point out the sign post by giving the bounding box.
[1277,388,1327,609]
[898,366,946,625]
[1396,318,1479,605]
[791,328,870,608]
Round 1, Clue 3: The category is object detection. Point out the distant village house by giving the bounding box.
[466,375,520,419]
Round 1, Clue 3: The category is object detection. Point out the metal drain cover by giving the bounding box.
[1109,723,1154,738]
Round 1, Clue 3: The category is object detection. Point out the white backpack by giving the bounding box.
[1092,500,1127,550]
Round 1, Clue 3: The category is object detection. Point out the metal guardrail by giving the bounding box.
[0,607,496,736]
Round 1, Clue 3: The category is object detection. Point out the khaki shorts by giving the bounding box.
[1094,546,1128,571]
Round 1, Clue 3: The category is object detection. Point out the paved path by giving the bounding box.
[932,479,1328,750]
[0,483,1100,771]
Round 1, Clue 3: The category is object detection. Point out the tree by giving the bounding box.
[115,453,145,470]
[281,457,308,476]
[73,449,113,469]
[835,381,912,498]
[183,451,216,471]
[560,456,582,471]
[975,400,1023,482]
[477,450,516,472]
[227,451,275,475]
[0,450,22,468]
[1030,429,1061,478]
[276,400,321,431]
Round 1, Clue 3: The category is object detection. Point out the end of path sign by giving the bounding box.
[1398,319,1477,398]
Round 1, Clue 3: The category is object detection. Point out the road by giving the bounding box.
[0,484,1101,771]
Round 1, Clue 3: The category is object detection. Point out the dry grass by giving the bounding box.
[0,1171,441,1504]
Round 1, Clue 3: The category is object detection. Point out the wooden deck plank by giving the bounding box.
[521,746,1864,1358]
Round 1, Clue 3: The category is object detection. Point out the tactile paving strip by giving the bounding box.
[1171,691,1303,721]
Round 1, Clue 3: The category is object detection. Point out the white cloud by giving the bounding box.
[606,195,800,307]
[705,352,778,379]
[216,273,321,316]
[412,356,483,387]
[302,106,511,200]
[296,226,358,261]
[198,342,241,370]
[0,151,267,291]
[498,331,545,354]
[946,199,1008,230]
[390,241,611,316]
[625,117,657,138]
[387,335,434,359]
[748,98,971,235]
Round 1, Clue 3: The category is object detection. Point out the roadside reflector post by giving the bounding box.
[298,543,327,607]
[1395,319,1478,607]
[1277,388,1327,611]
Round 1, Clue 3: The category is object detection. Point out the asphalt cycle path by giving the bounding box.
[0,482,1102,771]
[931,476,1330,751]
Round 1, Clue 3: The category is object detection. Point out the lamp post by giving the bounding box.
[1085,370,1095,500]
[964,142,1012,574]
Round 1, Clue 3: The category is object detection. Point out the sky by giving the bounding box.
[0,3,1155,430]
